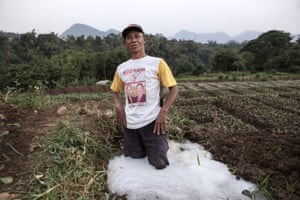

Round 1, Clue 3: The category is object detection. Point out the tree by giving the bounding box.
[1,29,298,91]
[37,33,65,58]
[0,33,12,64]
[15,31,37,62]
[241,30,293,71]
[240,51,255,72]
[210,49,243,72]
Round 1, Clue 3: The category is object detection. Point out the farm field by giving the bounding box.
[0,79,299,200]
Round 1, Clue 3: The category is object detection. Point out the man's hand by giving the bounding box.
[153,85,178,135]
[115,105,127,128]
[154,109,168,135]
[113,92,126,128]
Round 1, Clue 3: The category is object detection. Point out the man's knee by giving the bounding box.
[125,151,146,159]
[148,155,169,170]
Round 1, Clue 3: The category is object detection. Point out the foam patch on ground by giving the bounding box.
[107,140,258,200]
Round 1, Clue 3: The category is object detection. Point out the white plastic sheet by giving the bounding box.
[107,140,257,200]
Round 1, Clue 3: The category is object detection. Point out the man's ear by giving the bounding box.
[143,35,147,44]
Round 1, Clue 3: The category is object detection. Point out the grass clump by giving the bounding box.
[4,92,110,111]
[23,121,118,200]
[167,106,194,142]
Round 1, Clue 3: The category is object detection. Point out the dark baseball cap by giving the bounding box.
[122,24,144,39]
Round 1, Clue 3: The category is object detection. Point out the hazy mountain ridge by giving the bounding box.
[173,29,262,43]
[60,23,119,38]
[60,23,262,43]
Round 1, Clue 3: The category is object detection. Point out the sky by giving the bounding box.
[1,0,300,37]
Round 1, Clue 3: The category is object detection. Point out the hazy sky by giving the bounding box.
[1,0,299,37]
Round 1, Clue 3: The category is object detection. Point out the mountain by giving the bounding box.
[60,23,118,38]
[173,30,262,43]
[60,23,262,43]
[173,30,231,43]
[105,28,119,36]
[232,31,262,43]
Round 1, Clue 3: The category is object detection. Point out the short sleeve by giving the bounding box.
[110,70,124,93]
[158,59,177,88]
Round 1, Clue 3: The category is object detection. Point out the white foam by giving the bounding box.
[107,140,257,200]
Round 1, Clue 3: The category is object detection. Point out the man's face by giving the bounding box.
[126,85,133,95]
[124,31,146,53]
[136,84,144,96]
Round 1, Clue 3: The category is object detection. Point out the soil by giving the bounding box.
[0,84,299,200]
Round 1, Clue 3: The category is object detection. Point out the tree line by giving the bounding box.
[0,30,299,91]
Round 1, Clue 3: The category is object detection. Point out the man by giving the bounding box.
[110,24,178,169]
[135,83,146,103]
[125,84,136,103]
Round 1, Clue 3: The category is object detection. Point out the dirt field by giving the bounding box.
[0,80,299,199]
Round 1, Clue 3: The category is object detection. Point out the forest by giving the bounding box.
[0,29,299,91]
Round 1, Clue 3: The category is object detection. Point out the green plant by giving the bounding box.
[285,180,297,199]
[232,73,238,81]
[5,92,110,111]
[3,86,16,103]
[254,174,273,200]
[22,121,117,199]
[218,73,224,80]
[230,168,238,175]
[196,154,201,166]
[167,107,194,142]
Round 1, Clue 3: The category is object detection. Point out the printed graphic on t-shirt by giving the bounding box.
[123,67,146,106]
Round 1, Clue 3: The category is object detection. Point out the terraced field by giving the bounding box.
[177,80,300,133]
[176,79,300,199]
[0,79,299,199]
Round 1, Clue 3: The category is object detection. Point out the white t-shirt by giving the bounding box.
[111,56,177,129]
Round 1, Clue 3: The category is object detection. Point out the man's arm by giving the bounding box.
[154,85,179,135]
[113,92,127,128]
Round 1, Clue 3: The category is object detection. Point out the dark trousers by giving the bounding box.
[124,121,169,169]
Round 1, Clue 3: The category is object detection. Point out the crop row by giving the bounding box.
[177,80,300,133]
[212,95,300,133]
[175,96,257,133]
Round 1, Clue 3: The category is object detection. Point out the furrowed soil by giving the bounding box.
[0,80,299,200]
